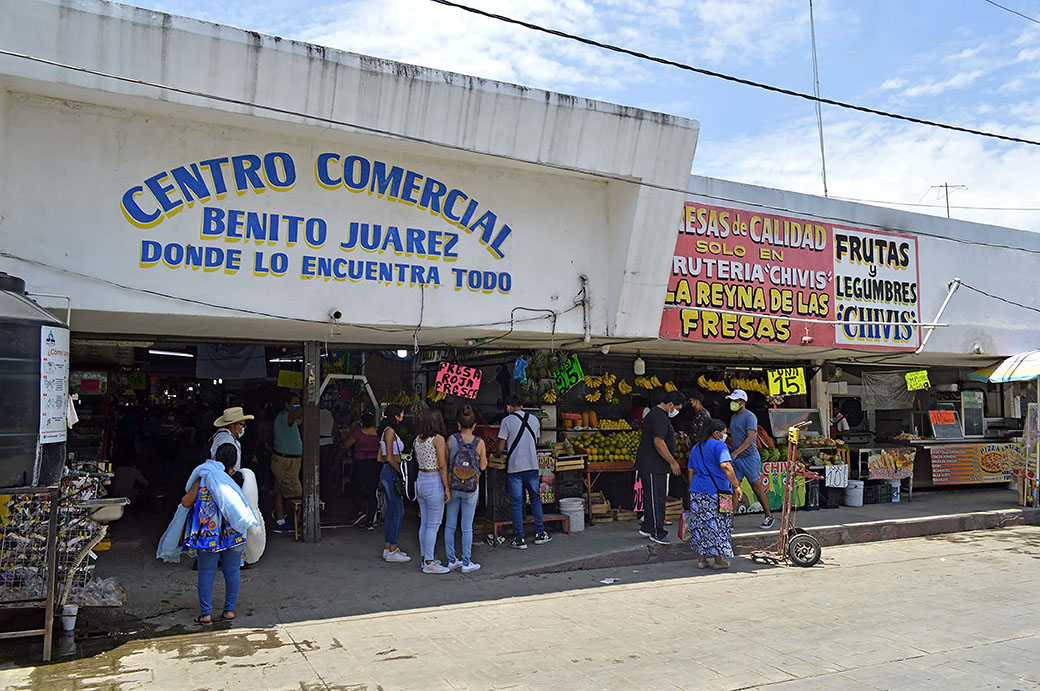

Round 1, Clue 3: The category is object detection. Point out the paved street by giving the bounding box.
[6,526,1040,690]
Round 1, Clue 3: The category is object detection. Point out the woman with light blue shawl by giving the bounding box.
[157,444,259,624]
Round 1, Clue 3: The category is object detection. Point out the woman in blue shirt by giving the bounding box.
[687,419,744,569]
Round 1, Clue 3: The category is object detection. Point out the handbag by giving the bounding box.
[696,444,734,515]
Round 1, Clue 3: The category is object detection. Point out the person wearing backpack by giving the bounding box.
[497,396,552,549]
[444,405,488,572]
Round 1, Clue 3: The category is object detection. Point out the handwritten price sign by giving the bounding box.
[436,362,482,399]
[554,354,584,394]
[277,370,304,389]
[905,370,930,391]
[767,368,806,396]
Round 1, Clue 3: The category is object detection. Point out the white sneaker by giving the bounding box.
[422,561,450,574]
[461,562,481,574]
[383,549,411,563]
[447,559,464,571]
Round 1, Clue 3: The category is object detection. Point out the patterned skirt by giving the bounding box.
[689,492,734,558]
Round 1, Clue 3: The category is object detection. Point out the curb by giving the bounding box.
[513,507,1040,576]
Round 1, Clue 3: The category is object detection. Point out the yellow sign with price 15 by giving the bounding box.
[767,368,806,396]
[905,370,930,391]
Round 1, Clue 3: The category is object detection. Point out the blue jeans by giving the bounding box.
[415,472,446,562]
[380,463,404,547]
[444,488,479,563]
[197,546,243,616]
[508,469,545,539]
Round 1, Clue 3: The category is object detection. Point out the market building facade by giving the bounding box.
[1,1,1039,646]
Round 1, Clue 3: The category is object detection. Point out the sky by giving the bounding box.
[131,0,1040,232]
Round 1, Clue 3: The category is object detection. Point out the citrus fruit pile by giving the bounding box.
[575,430,640,463]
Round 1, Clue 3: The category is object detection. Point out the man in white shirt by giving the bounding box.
[319,406,339,501]
[210,407,254,471]
[497,396,552,549]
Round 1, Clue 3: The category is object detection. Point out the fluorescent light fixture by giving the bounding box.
[269,357,302,363]
[149,349,194,358]
[396,349,409,358]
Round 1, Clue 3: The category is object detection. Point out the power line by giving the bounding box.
[832,195,1040,211]
[983,0,1040,25]
[1,48,1039,256]
[959,281,1040,314]
[425,0,1040,148]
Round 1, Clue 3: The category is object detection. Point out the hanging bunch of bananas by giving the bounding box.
[542,389,558,404]
[618,379,633,395]
[730,376,769,395]
[427,388,448,402]
[663,381,678,393]
[697,374,730,393]
[584,389,602,403]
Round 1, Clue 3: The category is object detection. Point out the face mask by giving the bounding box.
[667,408,679,418]
[730,401,741,412]
[721,433,728,443]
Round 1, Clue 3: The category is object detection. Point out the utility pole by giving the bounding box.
[809,0,828,197]
[301,340,321,543]
[929,182,967,218]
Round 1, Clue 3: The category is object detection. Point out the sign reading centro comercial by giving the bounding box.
[118,152,515,294]
[660,202,921,351]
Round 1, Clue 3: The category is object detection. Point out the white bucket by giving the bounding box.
[843,479,865,507]
[558,498,584,511]
[560,505,585,532]
[61,604,78,632]
[888,479,902,503]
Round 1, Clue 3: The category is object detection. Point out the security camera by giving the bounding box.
[328,308,343,322]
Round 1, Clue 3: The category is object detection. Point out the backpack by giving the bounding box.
[449,433,481,492]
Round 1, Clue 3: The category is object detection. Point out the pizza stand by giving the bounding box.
[967,350,1040,507]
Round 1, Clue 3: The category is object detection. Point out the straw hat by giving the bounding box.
[213,406,255,427]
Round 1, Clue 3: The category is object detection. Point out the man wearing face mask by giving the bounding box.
[725,390,774,529]
[635,391,685,545]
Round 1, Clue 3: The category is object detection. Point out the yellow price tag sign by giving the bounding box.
[905,370,930,391]
[277,369,304,389]
[767,367,806,396]
[788,427,800,444]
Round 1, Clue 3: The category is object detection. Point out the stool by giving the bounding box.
[291,499,326,541]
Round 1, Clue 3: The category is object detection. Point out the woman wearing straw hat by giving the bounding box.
[210,407,255,472]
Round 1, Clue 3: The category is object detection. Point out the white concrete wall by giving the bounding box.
[687,176,1040,362]
[0,0,699,345]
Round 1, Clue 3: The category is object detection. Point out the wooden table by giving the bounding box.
[477,513,571,543]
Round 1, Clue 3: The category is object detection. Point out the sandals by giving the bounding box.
[712,560,731,570]
[221,612,236,621]
[697,560,710,569]
[194,615,212,625]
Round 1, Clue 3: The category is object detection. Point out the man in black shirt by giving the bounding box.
[687,390,712,443]
[635,391,685,544]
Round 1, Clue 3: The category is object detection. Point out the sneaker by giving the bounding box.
[272,520,293,534]
[760,517,775,529]
[461,561,481,574]
[422,561,450,574]
[534,532,553,545]
[447,559,464,572]
[649,535,672,545]
[637,529,652,538]
[366,523,374,531]
[383,549,411,563]
[351,512,367,528]
[509,538,528,550]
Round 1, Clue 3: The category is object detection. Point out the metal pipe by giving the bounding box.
[915,278,961,354]
[26,292,72,326]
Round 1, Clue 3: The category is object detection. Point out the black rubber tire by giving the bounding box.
[787,533,821,567]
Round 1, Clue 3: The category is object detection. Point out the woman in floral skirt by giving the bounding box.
[687,419,744,569]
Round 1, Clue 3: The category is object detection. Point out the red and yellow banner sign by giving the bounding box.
[660,202,921,350]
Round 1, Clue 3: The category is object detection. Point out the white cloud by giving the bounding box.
[945,45,985,61]
[880,77,907,91]
[903,70,985,97]
[695,112,1040,232]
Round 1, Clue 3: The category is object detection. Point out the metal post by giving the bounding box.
[42,488,59,662]
[301,341,321,543]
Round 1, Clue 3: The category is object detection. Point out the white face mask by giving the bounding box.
[720,433,728,443]
[667,407,679,418]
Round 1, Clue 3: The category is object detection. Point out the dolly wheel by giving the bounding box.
[787,533,821,567]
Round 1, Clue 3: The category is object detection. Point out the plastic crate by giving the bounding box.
[862,483,882,505]
[820,486,843,509]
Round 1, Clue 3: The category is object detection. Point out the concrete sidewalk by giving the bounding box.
[6,526,1040,690]
[1,486,1031,667]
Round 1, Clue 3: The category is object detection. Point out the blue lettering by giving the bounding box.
[122,186,162,228]
[140,240,161,265]
[343,156,370,191]
[315,153,342,190]
[232,154,266,194]
[170,164,211,205]
[399,170,422,205]
[263,152,296,189]
[145,172,183,215]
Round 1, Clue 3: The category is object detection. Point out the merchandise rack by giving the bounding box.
[0,485,60,662]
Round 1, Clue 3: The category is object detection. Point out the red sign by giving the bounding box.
[660,201,920,350]
[929,410,956,426]
[435,362,482,399]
